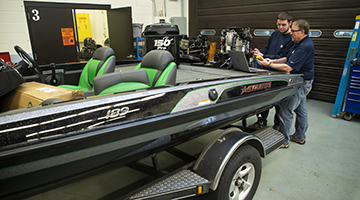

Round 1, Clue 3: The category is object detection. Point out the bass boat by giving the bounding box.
[0,47,303,199]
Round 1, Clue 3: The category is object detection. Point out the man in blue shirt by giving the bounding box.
[251,12,295,130]
[257,19,315,148]
[253,12,295,59]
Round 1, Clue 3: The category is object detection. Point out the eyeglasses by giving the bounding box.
[276,23,288,27]
[291,29,303,33]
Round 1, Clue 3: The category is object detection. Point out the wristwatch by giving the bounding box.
[267,62,272,69]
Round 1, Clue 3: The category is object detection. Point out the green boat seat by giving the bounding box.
[58,47,116,94]
[93,50,177,95]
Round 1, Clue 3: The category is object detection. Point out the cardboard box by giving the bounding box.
[1,82,84,111]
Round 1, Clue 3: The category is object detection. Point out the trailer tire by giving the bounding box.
[209,145,261,200]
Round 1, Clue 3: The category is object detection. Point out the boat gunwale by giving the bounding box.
[0,73,303,124]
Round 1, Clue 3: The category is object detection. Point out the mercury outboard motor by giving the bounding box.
[221,27,252,54]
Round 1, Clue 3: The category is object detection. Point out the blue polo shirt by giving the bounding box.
[260,30,295,59]
[287,35,314,80]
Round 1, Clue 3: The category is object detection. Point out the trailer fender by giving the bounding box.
[193,127,265,191]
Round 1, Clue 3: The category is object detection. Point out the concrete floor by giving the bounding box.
[252,99,360,200]
[26,99,360,200]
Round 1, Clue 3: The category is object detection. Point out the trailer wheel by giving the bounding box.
[210,145,261,200]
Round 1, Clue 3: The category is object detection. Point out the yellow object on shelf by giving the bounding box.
[206,42,216,64]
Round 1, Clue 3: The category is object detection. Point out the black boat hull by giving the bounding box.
[0,74,303,198]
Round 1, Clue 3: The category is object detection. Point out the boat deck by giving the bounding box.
[115,63,274,83]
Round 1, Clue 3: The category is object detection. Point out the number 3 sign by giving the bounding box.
[32,9,40,21]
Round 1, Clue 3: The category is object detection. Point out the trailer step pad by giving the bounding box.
[129,169,210,199]
[253,127,285,155]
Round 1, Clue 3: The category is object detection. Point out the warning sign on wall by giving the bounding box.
[75,13,92,42]
[61,28,75,46]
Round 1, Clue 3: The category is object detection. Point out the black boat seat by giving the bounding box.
[58,47,116,95]
[93,50,177,95]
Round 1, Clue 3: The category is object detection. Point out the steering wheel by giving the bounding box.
[14,45,42,75]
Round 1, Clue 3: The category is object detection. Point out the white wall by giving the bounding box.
[0,0,188,63]
[0,0,32,62]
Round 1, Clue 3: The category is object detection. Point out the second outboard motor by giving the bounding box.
[143,23,181,65]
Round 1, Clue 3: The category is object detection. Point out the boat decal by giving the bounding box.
[39,126,66,134]
[66,120,94,128]
[240,82,272,95]
[39,134,63,140]
[108,116,126,122]
[104,107,140,119]
[87,121,105,129]
[40,114,78,125]
[78,105,112,116]
[0,96,147,137]
[113,93,165,107]
[0,93,165,126]
[27,120,94,139]
[30,107,140,139]
[26,133,39,138]
[171,78,286,113]
[0,124,38,134]
[198,99,211,106]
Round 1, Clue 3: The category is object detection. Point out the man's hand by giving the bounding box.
[253,48,263,56]
[257,57,293,73]
[257,58,270,67]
